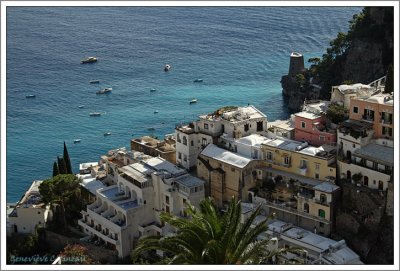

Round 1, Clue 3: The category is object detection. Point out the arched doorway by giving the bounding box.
[346,151,352,161]
[248,192,253,203]
[378,180,384,190]
[363,176,369,186]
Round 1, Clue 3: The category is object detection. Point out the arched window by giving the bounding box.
[363,176,369,186]
[347,170,351,180]
[304,203,309,213]
[318,209,325,219]
[378,180,384,190]
[320,193,327,203]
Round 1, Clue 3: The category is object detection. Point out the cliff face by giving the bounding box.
[281,7,394,112]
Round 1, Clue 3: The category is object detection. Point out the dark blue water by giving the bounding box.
[6,7,362,202]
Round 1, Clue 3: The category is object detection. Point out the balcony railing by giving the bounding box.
[352,160,392,175]
[362,115,374,122]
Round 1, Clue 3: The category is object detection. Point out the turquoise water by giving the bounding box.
[6,7,362,202]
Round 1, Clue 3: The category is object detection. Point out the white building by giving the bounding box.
[219,133,267,159]
[330,83,374,109]
[78,156,205,258]
[7,180,52,235]
[253,217,363,265]
[175,105,268,170]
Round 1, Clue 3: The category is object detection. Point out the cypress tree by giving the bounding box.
[63,141,72,174]
[52,161,59,177]
[384,64,394,93]
[57,156,67,175]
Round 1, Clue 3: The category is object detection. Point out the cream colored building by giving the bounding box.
[78,157,204,258]
[330,83,373,109]
[176,105,268,170]
[8,181,52,235]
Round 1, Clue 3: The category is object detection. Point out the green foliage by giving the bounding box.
[352,173,363,183]
[39,174,80,231]
[342,79,355,85]
[59,244,94,264]
[132,197,303,264]
[57,156,67,175]
[384,64,394,93]
[326,103,348,124]
[63,142,73,174]
[52,161,59,177]
[307,57,321,64]
[295,74,306,88]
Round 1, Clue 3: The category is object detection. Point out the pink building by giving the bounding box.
[294,111,336,146]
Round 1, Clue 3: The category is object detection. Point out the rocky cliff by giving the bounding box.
[281,7,394,112]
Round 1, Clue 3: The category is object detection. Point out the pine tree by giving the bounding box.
[63,141,72,174]
[57,156,67,175]
[52,161,59,177]
[384,64,394,93]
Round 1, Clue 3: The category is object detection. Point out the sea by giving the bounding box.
[6,6,362,202]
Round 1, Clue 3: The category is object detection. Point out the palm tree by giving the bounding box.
[132,197,302,264]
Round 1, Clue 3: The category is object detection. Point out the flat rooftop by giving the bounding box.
[235,134,268,147]
[354,143,394,166]
[175,174,204,189]
[268,119,295,131]
[201,144,252,168]
[302,100,330,114]
[335,83,371,94]
[120,163,152,183]
[294,111,321,120]
[16,180,44,208]
[200,105,266,123]
[99,186,139,210]
[341,119,373,132]
[80,177,107,195]
[144,157,185,175]
[80,162,99,171]
[313,182,340,193]
[355,93,394,105]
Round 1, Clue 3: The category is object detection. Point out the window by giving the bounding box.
[183,136,187,145]
[38,211,41,214]
[304,203,309,213]
[353,106,358,114]
[266,151,273,160]
[319,222,324,228]
[320,194,326,203]
[318,209,325,218]
[363,109,374,121]
[315,163,320,171]
[191,140,194,146]
[177,133,181,143]
[301,121,306,128]
[231,167,235,172]
[184,154,187,162]
[166,195,170,205]
[204,123,209,130]
[178,152,182,159]
[319,135,325,141]
[256,121,263,132]
[284,156,290,165]
[382,127,393,137]
[202,138,207,147]
[244,124,249,132]
[300,159,307,169]
[315,173,319,179]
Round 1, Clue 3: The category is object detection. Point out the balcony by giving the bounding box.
[381,118,392,125]
[78,219,119,245]
[298,167,307,176]
[362,115,374,122]
[352,160,392,175]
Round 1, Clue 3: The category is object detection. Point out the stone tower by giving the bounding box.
[288,52,305,77]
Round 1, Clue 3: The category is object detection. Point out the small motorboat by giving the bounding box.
[164,64,171,72]
[78,105,85,109]
[74,139,81,143]
[90,80,100,84]
[193,79,203,83]
[189,99,197,104]
[154,110,159,114]
[104,132,112,136]
[26,94,36,98]
[96,88,112,94]
[147,127,155,131]
[81,57,97,64]
[89,112,101,116]
[150,88,157,92]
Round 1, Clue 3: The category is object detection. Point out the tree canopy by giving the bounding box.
[132,197,301,264]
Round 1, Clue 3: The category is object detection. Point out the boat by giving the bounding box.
[74,139,81,143]
[189,99,197,104]
[90,80,100,84]
[96,88,112,94]
[104,132,112,136]
[150,88,157,92]
[89,112,101,116]
[78,105,85,109]
[81,57,97,64]
[193,79,203,83]
[26,95,36,98]
[154,110,159,114]
[164,64,171,72]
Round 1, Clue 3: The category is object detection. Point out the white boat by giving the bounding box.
[189,99,197,104]
[150,88,157,92]
[26,94,36,98]
[164,64,171,72]
[81,57,97,64]
[89,112,101,116]
[74,139,81,143]
[193,79,203,83]
[104,132,112,136]
[78,105,85,108]
[154,110,159,114]
[96,88,112,94]
[90,80,100,84]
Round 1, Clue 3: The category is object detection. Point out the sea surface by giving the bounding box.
[6,7,362,202]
